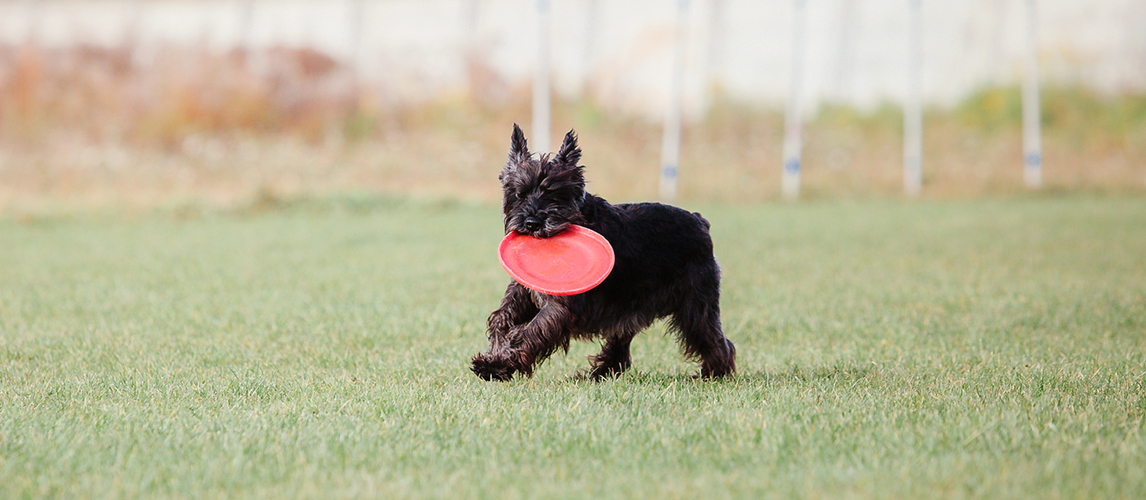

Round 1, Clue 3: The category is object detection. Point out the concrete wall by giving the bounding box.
[2,0,1143,116]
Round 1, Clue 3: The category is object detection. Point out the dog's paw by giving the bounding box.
[471,353,515,381]
[579,362,628,381]
[584,368,620,382]
[570,362,627,382]
[699,339,736,379]
[570,368,602,382]
[700,364,735,379]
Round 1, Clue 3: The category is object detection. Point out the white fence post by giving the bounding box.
[903,0,923,196]
[781,0,806,200]
[349,0,365,68]
[660,0,689,202]
[1022,0,1042,188]
[533,0,551,153]
[581,0,599,96]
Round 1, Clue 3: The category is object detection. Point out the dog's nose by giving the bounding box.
[523,217,544,233]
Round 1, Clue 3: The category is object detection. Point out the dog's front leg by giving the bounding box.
[472,281,538,381]
[472,299,571,381]
[506,301,572,378]
[486,281,537,342]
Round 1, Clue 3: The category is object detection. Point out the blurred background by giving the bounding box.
[1,0,1144,212]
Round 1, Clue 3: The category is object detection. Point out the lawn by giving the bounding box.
[1,196,1144,499]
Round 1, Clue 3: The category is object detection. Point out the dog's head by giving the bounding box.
[499,124,586,237]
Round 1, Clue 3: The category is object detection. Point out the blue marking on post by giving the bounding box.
[1025,152,1041,168]
[662,164,678,180]
[783,157,801,175]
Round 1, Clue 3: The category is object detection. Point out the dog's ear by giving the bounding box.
[508,123,530,164]
[555,129,581,166]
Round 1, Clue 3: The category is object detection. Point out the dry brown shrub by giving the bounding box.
[1,43,1143,214]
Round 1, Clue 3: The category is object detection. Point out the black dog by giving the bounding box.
[471,124,736,381]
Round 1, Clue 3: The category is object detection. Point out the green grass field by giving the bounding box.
[2,196,1144,499]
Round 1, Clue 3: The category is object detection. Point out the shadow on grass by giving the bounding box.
[572,363,876,387]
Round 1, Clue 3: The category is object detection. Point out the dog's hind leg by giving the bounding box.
[669,268,736,378]
[671,300,736,378]
[584,332,636,380]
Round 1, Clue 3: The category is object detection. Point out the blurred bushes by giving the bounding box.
[0,43,364,148]
[956,85,1146,149]
[0,42,1143,209]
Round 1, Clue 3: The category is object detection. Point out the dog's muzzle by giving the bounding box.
[523,217,544,234]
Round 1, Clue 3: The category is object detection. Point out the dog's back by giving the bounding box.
[588,199,717,284]
[569,196,733,377]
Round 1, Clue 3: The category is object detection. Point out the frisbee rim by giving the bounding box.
[497,225,615,296]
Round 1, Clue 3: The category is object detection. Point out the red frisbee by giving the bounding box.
[498,225,615,296]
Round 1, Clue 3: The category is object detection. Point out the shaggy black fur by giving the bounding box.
[471,124,736,381]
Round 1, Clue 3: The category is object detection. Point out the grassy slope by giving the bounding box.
[1,196,1144,499]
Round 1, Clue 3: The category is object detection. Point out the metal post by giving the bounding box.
[1022,0,1042,188]
[582,0,599,95]
[903,0,923,196]
[23,0,42,41]
[832,0,857,99]
[702,0,726,100]
[660,0,689,202]
[533,0,552,153]
[781,0,806,200]
[349,0,365,69]
[240,0,255,51]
